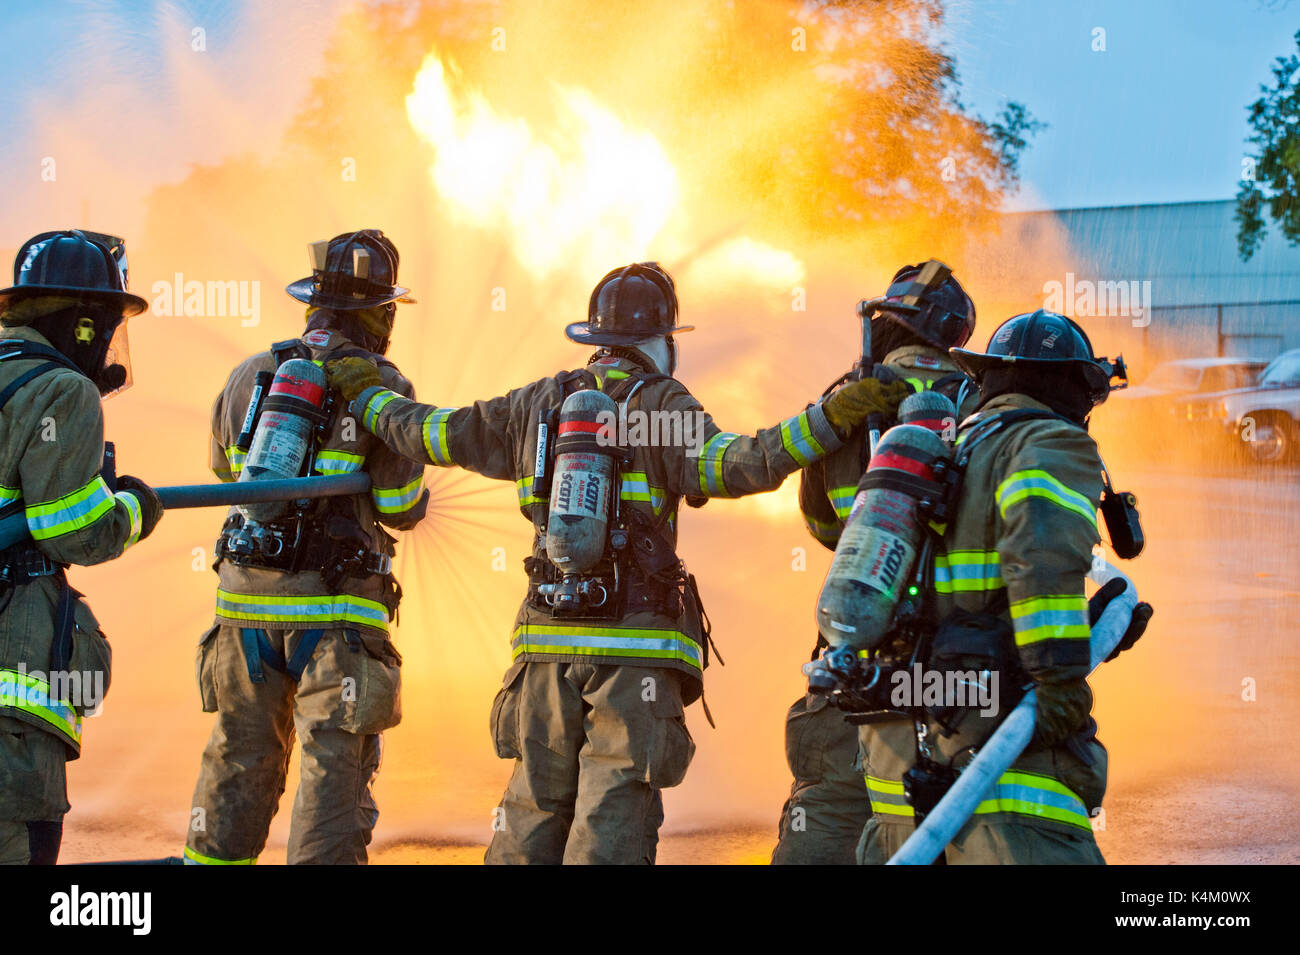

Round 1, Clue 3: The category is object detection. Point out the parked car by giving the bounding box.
[1216,349,1300,464]
[1103,357,1265,433]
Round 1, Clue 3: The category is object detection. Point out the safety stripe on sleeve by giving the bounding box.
[933,549,1005,593]
[422,408,456,467]
[371,472,424,513]
[0,668,82,746]
[995,469,1097,529]
[215,589,390,631]
[0,484,21,508]
[1009,594,1090,646]
[362,389,399,432]
[25,475,116,540]
[224,447,247,478]
[182,846,257,865]
[696,432,737,497]
[779,411,826,468]
[118,491,143,549]
[512,624,703,671]
[515,475,545,507]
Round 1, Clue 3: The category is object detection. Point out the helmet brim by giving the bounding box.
[949,347,1114,403]
[285,277,415,309]
[564,321,695,346]
[0,284,148,318]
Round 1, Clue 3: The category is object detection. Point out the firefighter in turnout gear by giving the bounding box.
[856,309,1149,865]
[185,230,428,866]
[327,262,892,864]
[0,230,162,865]
[773,261,977,865]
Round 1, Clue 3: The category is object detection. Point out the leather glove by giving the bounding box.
[822,377,912,437]
[1089,577,1154,662]
[326,357,384,402]
[1031,677,1092,749]
[116,475,163,542]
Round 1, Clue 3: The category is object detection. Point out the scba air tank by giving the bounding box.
[546,389,619,576]
[237,358,328,523]
[897,389,959,438]
[816,423,952,651]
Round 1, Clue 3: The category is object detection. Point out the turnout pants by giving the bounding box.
[185,625,399,865]
[771,693,870,865]
[485,661,695,865]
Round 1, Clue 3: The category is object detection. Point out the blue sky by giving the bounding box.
[945,0,1300,210]
[0,0,1295,219]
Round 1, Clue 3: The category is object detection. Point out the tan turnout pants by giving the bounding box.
[185,625,399,865]
[485,661,695,865]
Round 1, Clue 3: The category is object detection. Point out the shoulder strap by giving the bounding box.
[270,338,310,368]
[955,409,1078,469]
[0,342,84,415]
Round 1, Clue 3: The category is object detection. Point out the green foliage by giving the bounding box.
[1236,29,1300,261]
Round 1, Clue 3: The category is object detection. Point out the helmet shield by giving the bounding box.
[98,319,132,399]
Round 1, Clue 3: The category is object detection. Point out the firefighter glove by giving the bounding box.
[1089,577,1154,662]
[822,377,912,437]
[326,357,383,401]
[1031,677,1093,749]
[116,475,162,542]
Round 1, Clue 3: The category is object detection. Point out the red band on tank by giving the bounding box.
[868,450,934,478]
[270,375,325,407]
[559,420,606,434]
[904,418,949,432]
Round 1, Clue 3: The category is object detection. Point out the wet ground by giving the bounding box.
[56,457,1300,865]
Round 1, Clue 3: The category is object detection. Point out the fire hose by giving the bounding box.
[0,473,372,551]
[885,558,1138,865]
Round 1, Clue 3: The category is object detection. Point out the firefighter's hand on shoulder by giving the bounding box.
[822,377,912,437]
[117,475,163,542]
[1030,677,1092,749]
[325,357,384,402]
[1089,577,1154,662]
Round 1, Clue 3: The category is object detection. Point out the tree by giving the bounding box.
[1236,29,1300,261]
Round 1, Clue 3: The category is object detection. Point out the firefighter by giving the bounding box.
[326,261,900,864]
[773,260,977,865]
[0,230,163,865]
[184,230,428,865]
[856,309,1152,865]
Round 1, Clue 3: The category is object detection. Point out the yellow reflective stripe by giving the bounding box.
[619,471,666,515]
[1009,594,1089,646]
[973,770,1092,831]
[371,472,423,513]
[215,589,389,631]
[697,432,737,497]
[933,549,1004,593]
[865,775,914,816]
[118,491,143,549]
[315,450,366,475]
[224,447,247,478]
[0,484,21,507]
[25,475,116,540]
[0,668,81,745]
[512,624,703,671]
[827,485,856,521]
[515,475,545,507]
[779,411,825,468]
[995,469,1097,529]
[422,408,455,467]
[804,513,839,544]
[182,846,256,865]
[362,389,398,432]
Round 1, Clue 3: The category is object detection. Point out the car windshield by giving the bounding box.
[1143,364,1201,390]
[1260,352,1300,386]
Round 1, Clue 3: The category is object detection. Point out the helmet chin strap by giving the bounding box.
[632,335,676,376]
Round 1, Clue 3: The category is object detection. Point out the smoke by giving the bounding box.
[11,0,1279,862]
